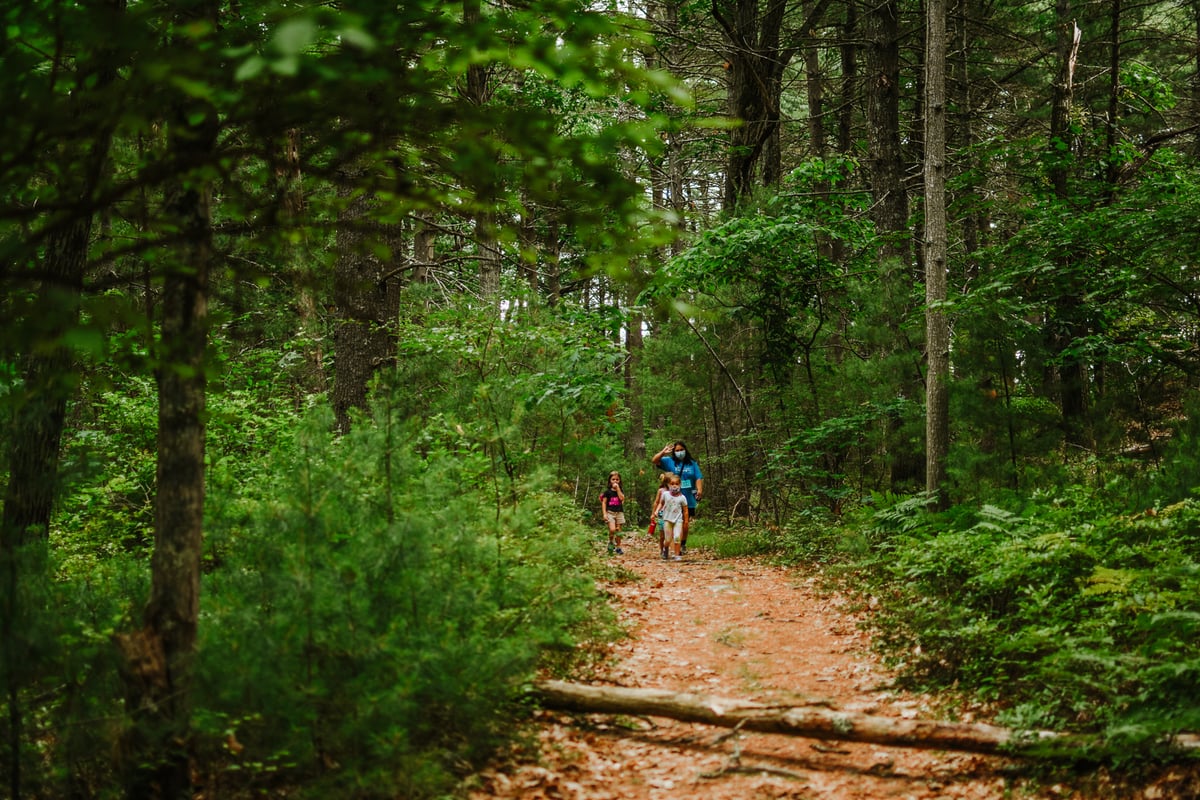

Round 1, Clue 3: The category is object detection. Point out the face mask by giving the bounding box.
[674,450,686,459]
[669,486,681,495]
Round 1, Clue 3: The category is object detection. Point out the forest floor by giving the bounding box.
[465,529,1199,800]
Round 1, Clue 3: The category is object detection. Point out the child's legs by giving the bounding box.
[665,521,682,555]
[606,512,624,545]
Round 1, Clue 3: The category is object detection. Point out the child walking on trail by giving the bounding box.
[660,474,689,561]
[650,472,672,559]
[601,471,625,555]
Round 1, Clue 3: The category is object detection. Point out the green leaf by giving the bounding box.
[337,25,376,52]
[235,55,266,82]
[271,17,317,56]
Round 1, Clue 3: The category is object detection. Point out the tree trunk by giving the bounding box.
[1048,1,1090,452]
[1,0,121,547]
[715,0,790,210]
[129,17,219,791]
[952,0,984,261]
[802,0,829,169]
[463,0,501,299]
[838,0,858,155]
[924,0,949,506]
[1193,1,1200,160]
[534,681,1066,755]
[865,0,921,490]
[1,218,91,800]
[1104,0,1122,197]
[279,127,328,398]
[1048,2,1079,202]
[626,303,647,515]
[2,0,124,779]
[865,0,907,267]
[476,213,502,299]
[331,163,401,433]
[2,217,90,549]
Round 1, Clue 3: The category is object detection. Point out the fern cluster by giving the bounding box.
[848,490,1200,758]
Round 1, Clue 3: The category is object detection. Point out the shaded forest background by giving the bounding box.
[5,0,1200,797]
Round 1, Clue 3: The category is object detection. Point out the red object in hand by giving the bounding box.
[647,520,657,536]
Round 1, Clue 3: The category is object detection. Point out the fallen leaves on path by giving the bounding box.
[466,534,1198,799]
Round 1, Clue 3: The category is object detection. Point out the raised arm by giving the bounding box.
[651,443,672,468]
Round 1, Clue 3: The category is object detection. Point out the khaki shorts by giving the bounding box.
[604,511,626,526]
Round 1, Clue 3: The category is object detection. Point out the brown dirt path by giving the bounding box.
[466,532,1167,799]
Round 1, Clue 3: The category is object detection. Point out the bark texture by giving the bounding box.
[535,681,1200,756]
[924,0,949,503]
[332,162,401,433]
[535,681,1056,755]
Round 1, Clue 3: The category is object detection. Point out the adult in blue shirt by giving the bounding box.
[652,441,703,554]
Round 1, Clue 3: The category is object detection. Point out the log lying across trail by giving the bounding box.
[535,680,1200,757]
[535,680,1039,755]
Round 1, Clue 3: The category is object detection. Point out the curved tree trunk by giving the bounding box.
[2,216,92,800]
[2,217,91,548]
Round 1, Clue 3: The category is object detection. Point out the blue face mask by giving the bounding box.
[674,450,686,459]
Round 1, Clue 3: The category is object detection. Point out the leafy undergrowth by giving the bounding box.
[766,490,1200,767]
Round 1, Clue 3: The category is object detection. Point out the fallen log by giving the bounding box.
[533,680,1196,757]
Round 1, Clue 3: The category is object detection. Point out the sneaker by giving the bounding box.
[607,545,615,555]
[680,545,687,556]
[672,555,682,561]
[615,547,624,555]
[661,547,668,560]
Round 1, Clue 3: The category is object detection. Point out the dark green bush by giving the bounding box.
[196,402,610,798]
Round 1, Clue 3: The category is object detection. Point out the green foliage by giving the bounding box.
[1136,397,1200,509]
[0,542,144,800]
[951,156,1200,491]
[197,401,612,797]
[768,400,910,511]
[53,373,303,575]
[636,159,913,517]
[388,298,629,514]
[839,489,1200,757]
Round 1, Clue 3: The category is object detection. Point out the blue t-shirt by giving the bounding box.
[657,456,702,509]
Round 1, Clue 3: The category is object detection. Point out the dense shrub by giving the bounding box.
[195,401,612,798]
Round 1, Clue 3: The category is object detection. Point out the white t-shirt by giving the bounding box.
[660,491,688,524]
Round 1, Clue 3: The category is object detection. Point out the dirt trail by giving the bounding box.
[467,533,1085,799]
